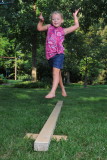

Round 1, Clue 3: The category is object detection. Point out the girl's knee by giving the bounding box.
[53,67,60,72]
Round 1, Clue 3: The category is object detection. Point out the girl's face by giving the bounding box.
[51,13,63,28]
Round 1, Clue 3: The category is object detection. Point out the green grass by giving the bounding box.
[0,84,107,160]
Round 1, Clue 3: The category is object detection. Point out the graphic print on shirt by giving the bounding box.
[47,33,57,53]
[46,25,65,60]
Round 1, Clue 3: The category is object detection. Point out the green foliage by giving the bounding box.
[0,74,7,84]
[93,70,107,85]
[0,0,107,85]
[0,36,10,56]
[13,81,49,88]
[17,73,31,81]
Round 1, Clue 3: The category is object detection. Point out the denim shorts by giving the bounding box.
[48,53,64,69]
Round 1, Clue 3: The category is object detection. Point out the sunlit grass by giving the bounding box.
[0,84,107,160]
[79,96,107,101]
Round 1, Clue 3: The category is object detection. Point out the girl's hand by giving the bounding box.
[39,12,44,22]
[73,9,80,17]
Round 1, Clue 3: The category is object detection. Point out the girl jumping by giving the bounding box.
[37,9,79,98]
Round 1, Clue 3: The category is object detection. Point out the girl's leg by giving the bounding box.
[45,67,60,98]
[59,70,67,97]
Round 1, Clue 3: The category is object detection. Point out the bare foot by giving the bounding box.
[45,92,55,99]
[62,90,67,97]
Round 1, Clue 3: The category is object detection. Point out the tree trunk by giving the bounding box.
[64,72,70,84]
[84,57,88,88]
[31,34,37,82]
[66,72,70,84]
[31,2,37,82]
[84,68,88,88]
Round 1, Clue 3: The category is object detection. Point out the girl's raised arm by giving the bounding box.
[64,9,80,35]
[37,13,50,31]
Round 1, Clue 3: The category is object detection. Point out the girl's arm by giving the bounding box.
[37,13,50,31]
[64,9,79,35]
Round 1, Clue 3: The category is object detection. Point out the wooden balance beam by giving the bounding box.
[25,101,67,151]
[30,100,64,151]
[25,133,67,141]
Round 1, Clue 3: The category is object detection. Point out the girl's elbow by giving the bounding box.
[37,24,43,31]
[37,27,41,31]
[76,24,79,29]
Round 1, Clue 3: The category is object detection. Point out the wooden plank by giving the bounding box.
[34,101,63,151]
[25,133,67,141]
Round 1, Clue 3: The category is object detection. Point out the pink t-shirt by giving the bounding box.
[46,25,65,60]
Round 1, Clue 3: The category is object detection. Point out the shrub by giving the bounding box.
[0,74,7,84]
[18,74,31,81]
[13,81,50,89]
[77,81,84,85]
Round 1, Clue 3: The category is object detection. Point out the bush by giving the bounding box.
[0,78,3,84]
[0,74,7,84]
[13,81,50,89]
[92,70,107,85]
[92,80,106,85]
[17,74,31,81]
[77,81,84,85]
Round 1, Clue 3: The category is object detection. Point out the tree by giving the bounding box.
[0,0,107,84]
[0,0,38,81]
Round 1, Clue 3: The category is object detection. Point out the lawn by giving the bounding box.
[0,84,107,160]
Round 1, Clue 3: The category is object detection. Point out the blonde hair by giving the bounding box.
[50,11,64,20]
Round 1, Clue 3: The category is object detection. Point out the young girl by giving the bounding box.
[37,9,79,98]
